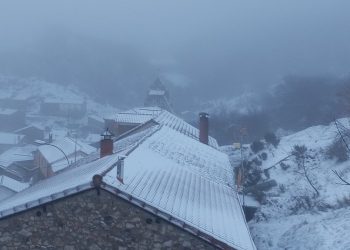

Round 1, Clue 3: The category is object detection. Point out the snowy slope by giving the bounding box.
[224,118,350,249]
[0,75,118,119]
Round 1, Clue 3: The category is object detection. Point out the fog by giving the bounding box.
[1,1,350,109]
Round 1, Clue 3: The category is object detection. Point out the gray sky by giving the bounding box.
[0,1,350,107]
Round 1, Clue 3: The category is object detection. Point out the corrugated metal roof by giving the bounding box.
[0,154,119,214]
[0,112,256,250]
[103,126,253,250]
[108,107,219,148]
[155,110,219,148]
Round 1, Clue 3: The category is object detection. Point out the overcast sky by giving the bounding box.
[0,1,350,106]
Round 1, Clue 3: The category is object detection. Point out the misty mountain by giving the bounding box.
[208,75,348,144]
[0,30,154,107]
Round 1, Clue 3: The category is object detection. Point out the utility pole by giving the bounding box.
[239,127,247,207]
[74,132,77,163]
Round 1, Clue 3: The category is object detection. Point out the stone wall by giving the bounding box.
[0,189,217,250]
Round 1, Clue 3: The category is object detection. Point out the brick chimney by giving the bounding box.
[199,112,209,145]
[100,129,114,158]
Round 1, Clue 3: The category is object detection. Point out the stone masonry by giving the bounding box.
[0,189,217,250]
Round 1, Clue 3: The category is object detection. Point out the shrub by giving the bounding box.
[279,184,286,193]
[292,145,308,165]
[289,195,313,214]
[336,195,350,208]
[245,167,262,187]
[252,157,262,166]
[280,162,290,170]
[251,140,264,153]
[326,138,348,163]
[251,189,266,204]
[264,132,280,147]
[260,152,268,161]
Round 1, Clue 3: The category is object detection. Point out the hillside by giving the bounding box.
[224,118,350,249]
[0,75,119,138]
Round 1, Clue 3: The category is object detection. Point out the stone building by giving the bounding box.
[144,78,173,112]
[0,108,256,250]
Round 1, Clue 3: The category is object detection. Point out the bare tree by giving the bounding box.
[332,170,350,186]
[333,119,350,184]
[292,145,320,197]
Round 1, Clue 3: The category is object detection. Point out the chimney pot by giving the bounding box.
[199,112,209,145]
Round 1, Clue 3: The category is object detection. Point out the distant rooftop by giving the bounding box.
[43,97,85,104]
[106,107,218,148]
[0,145,36,168]
[0,132,24,145]
[0,108,18,115]
[38,137,96,164]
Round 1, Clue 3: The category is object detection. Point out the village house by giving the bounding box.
[0,144,38,182]
[14,125,45,144]
[144,78,173,112]
[0,95,31,112]
[40,97,87,118]
[0,132,25,153]
[0,108,25,131]
[0,108,256,250]
[34,137,96,178]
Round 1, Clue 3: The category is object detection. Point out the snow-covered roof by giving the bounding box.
[51,154,88,173]
[0,154,119,215]
[0,122,255,249]
[0,145,36,168]
[43,97,85,104]
[0,132,24,145]
[88,115,105,123]
[148,89,165,96]
[107,107,219,148]
[14,125,44,133]
[107,107,162,124]
[38,137,96,164]
[154,110,219,148]
[0,187,15,201]
[0,108,17,115]
[0,175,30,192]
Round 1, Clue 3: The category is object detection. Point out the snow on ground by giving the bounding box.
[224,118,350,249]
[0,75,118,120]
